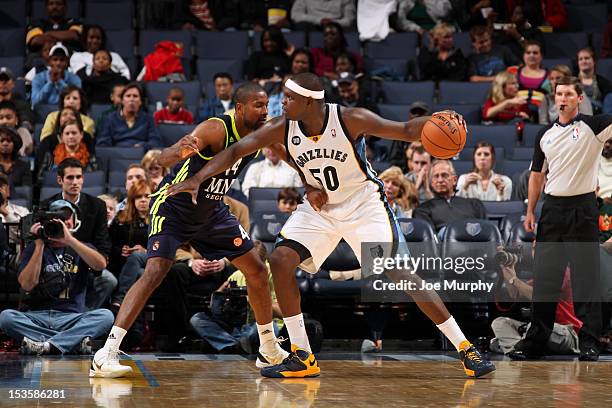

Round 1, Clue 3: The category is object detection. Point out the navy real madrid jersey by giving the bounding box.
[150,113,259,221]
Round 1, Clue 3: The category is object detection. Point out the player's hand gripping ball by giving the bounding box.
[421,111,467,159]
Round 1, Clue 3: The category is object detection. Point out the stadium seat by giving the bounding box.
[145,81,201,111]
[13,186,32,203]
[82,186,105,197]
[482,201,525,219]
[0,57,24,76]
[158,123,197,147]
[84,1,133,30]
[249,211,290,253]
[139,30,193,59]
[34,104,56,123]
[597,59,612,81]
[511,147,534,160]
[453,32,472,57]
[0,1,26,27]
[451,160,473,175]
[40,187,60,201]
[466,125,517,152]
[105,30,135,62]
[397,217,440,281]
[195,31,249,59]
[42,170,105,187]
[542,58,572,70]
[381,81,435,105]
[566,4,608,33]
[197,59,244,84]
[96,146,145,161]
[253,31,306,51]
[311,240,363,298]
[108,171,125,188]
[364,58,408,81]
[89,104,112,122]
[523,124,545,147]
[431,104,482,125]
[507,220,536,278]
[32,0,80,20]
[249,187,284,201]
[108,159,142,173]
[378,104,409,121]
[502,160,531,177]
[309,31,360,52]
[11,198,29,208]
[543,32,588,59]
[438,81,491,105]
[499,212,523,243]
[0,29,26,57]
[365,33,418,60]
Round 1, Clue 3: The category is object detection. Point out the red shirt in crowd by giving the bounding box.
[154,107,194,125]
[482,97,532,123]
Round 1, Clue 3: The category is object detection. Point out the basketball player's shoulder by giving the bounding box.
[338,106,380,132]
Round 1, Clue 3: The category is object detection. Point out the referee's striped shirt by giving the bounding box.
[532,114,612,196]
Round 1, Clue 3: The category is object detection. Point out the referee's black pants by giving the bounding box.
[524,192,602,352]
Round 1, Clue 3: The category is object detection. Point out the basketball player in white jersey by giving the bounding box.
[166,73,495,378]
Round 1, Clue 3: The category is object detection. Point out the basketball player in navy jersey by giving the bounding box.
[166,73,495,378]
[90,83,290,378]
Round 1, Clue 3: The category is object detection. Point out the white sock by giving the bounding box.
[257,322,277,354]
[104,326,127,350]
[436,316,468,351]
[284,313,312,353]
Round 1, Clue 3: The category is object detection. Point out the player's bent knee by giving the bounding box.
[141,257,173,288]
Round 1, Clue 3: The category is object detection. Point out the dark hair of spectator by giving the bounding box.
[291,48,314,73]
[322,21,348,50]
[168,87,184,97]
[522,40,542,53]
[126,163,146,175]
[0,101,19,123]
[334,52,357,73]
[469,25,489,40]
[121,82,146,110]
[53,106,83,136]
[60,118,84,136]
[46,0,67,5]
[118,179,152,225]
[213,72,234,83]
[57,157,84,178]
[577,46,598,66]
[277,187,303,204]
[260,26,289,55]
[0,126,21,161]
[555,76,583,96]
[94,48,113,63]
[59,84,88,114]
[471,141,496,172]
[411,144,428,158]
[81,24,107,50]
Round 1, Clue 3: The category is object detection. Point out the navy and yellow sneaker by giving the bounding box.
[260,345,321,378]
[459,341,496,378]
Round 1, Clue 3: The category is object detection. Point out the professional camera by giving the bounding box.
[494,244,523,267]
[211,280,249,326]
[32,210,70,240]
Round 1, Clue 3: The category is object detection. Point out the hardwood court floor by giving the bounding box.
[1,353,612,407]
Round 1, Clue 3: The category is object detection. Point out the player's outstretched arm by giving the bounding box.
[342,107,465,143]
[164,117,286,203]
[158,119,226,168]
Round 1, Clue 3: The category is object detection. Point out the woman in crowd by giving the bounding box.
[43,120,96,173]
[97,83,160,149]
[245,26,292,83]
[70,24,131,80]
[482,71,535,123]
[540,64,592,124]
[0,126,30,186]
[109,179,152,307]
[457,141,512,201]
[508,41,550,94]
[78,49,127,105]
[141,149,168,189]
[311,22,363,79]
[266,48,314,118]
[41,85,95,140]
[576,47,612,113]
[379,166,419,218]
[418,22,467,81]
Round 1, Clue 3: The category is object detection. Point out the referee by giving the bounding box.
[509,76,611,361]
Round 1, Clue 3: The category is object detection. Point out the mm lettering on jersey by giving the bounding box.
[202,158,243,200]
[295,148,348,168]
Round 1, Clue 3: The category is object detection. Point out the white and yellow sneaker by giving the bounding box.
[256,338,290,368]
[89,347,133,378]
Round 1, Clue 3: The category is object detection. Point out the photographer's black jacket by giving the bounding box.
[42,193,111,259]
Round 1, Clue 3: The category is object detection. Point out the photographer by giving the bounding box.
[490,242,581,355]
[0,200,113,355]
[189,241,282,353]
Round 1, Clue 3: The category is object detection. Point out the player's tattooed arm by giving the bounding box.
[164,117,286,203]
[158,119,226,168]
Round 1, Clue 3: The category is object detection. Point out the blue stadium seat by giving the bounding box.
[108,159,141,173]
[593,33,603,59]
[84,1,133,30]
[543,32,588,59]
[566,4,608,34]
[34,104,56,123]
[89,104,112,122]
[42,170,105,187]
[309,31,360,52]
[0,1,26,27]
[204,81,245,101]
[32,0,80,19]
[96,146,145,162]
[397,217,440,280]
[0,57,24,77]
[431,104,482,125]
[365,33,418,60]
[364,58,407,81]
[381,81,434,105]
[197,59,244,84]
[145,81,201,111]
[453,32,473,57]
[311,240,362,298]
[40,187,60,201]
[82,186,105,197]
[483,200,525,218]
[451,160,473,175]
[511,147,534,160]
[542,58,572,70]
[195,31,249,59]
[253,31,306,52]
[523,124,545,147]
[502,160,531,177]
[466,125,517,151]
[0,29,25,57]
[438,81,491,105]
[597,59,612,81]
[378,104,408,121]
[13,186,32,203]
[249,187,284,201]
[105,30,135,62]
[158,123,197,147]
[139,30,193,59]
[250,211,290,253]
[108,171,125,188]
[11,198,29,208]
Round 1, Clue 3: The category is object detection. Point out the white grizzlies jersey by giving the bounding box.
[285,103,382,205]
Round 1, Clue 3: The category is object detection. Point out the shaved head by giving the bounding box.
[292,72,323,92]
[233,82,266,105]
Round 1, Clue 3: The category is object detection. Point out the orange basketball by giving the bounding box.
[421,112,467,159]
